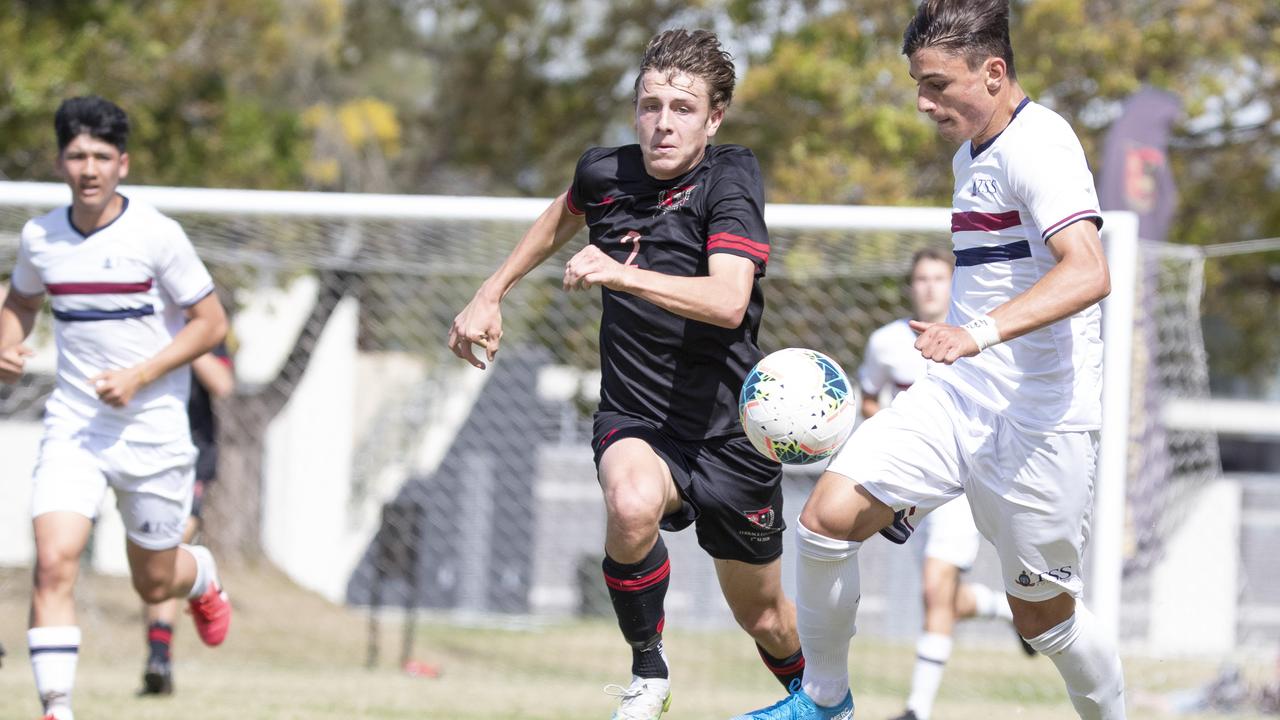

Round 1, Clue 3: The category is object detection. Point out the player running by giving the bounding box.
[733,1,1125,718]
[0,96,232,720]
[863,249,1031,720]
[138,343,235,696]
[450,29,803,720]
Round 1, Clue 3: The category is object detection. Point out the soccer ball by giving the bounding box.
[739,348,856,465]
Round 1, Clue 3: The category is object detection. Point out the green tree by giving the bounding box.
[732,0,1280,390]
[0,0,324,188]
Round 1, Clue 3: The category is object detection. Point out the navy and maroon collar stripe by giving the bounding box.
[970,96,1032,159]
[66,195,130,238]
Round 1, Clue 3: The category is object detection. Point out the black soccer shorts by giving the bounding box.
[591,410,785,564]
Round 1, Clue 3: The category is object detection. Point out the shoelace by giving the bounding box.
[603,681,667,718]
[603,683,642,700]
[191,586,227,617]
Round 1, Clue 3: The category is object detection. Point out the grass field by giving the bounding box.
[0,565,1271,719]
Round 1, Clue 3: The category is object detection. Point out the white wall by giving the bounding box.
[260,295,361,602]
[1147,477,1241,657]
[0,421,42,566]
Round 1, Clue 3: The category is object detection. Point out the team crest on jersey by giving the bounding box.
[743,506,776,529]
[970,176,1000,198]
[657,185,697,214]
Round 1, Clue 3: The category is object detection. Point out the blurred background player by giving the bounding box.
[450,28,802,720]
[862,249,1032,720]
[0,95,232,720]
[733,0,1125,718]
[139,343,234,696]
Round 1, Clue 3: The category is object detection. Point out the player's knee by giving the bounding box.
[797,504,839,539]
[33,548,79,593]
[1010,592,1074,639]
[604,484,664,532]
[922,580,951,611]
[732,603,785,641]
[131,574,172,604]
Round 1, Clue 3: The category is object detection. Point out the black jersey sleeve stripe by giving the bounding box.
[564,186,585,215]
[707,232,769,263]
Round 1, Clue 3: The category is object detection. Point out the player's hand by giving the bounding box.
[563,245,626,292]
[448,295,502,370]
[909,320,979,365]
[90,366,148,407]
[0,344,35,383]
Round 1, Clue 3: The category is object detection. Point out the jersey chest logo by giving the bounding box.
[972,174,1003,196]
[657,184,697,214]
[969,176,1000,198]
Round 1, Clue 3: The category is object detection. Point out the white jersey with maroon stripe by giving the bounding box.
[929,98,1104,432]
[858,318,925,407]
[12,196,214,443]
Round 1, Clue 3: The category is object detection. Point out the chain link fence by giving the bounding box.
[1,185,1273,714]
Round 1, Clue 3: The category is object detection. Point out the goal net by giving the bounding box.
[0,182,1251,711]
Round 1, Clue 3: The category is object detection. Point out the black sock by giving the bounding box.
[147,622,173,662]
[602,537,670,679]
[758,643,805,692]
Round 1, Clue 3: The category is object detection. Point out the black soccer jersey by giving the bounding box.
[567,143,770,441]
[189,342,230,482]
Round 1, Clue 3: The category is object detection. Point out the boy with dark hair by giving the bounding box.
[0,95,232,720]
[734,1,1126,717]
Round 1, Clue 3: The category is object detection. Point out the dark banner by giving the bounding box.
[1098,86,1182,242]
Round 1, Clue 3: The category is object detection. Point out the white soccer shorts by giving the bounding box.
[921,494,982,571]
[825,375,1098,601]
[31,430,196,550]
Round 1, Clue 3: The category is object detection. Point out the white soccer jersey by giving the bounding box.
[930,98,1104,431]
[11,196,214,443]
[858,318,924,405]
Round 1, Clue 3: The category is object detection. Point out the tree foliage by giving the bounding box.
[729,0,1280,390]
[1,0,1276,386]
[0,0,326,188]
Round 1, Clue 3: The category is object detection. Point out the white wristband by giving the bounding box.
[962,314,1001,352]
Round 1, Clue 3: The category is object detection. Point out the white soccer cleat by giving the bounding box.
[605,677,672,720]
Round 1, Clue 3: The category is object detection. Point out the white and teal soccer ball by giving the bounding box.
[739,348,856,465]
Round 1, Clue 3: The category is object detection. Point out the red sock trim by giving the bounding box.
[758,645,805,675]
[603,558,671,592]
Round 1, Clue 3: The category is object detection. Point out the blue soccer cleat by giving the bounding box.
[730,689,854,719]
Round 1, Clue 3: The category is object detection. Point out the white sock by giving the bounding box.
[29,626,80,719]
[905,632,952,720]
[795,523,861,708]
[970,583,1013,621]
[182,544,218,599]
[1025,604,1126,719]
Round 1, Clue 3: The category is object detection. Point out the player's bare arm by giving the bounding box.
[0,288,43,383]
[192,351,236,399]
[450,192,586,369]
[860,394,882,418]
[91,292,228,407]
[564,250,755,329]
[912,220,1109,364]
